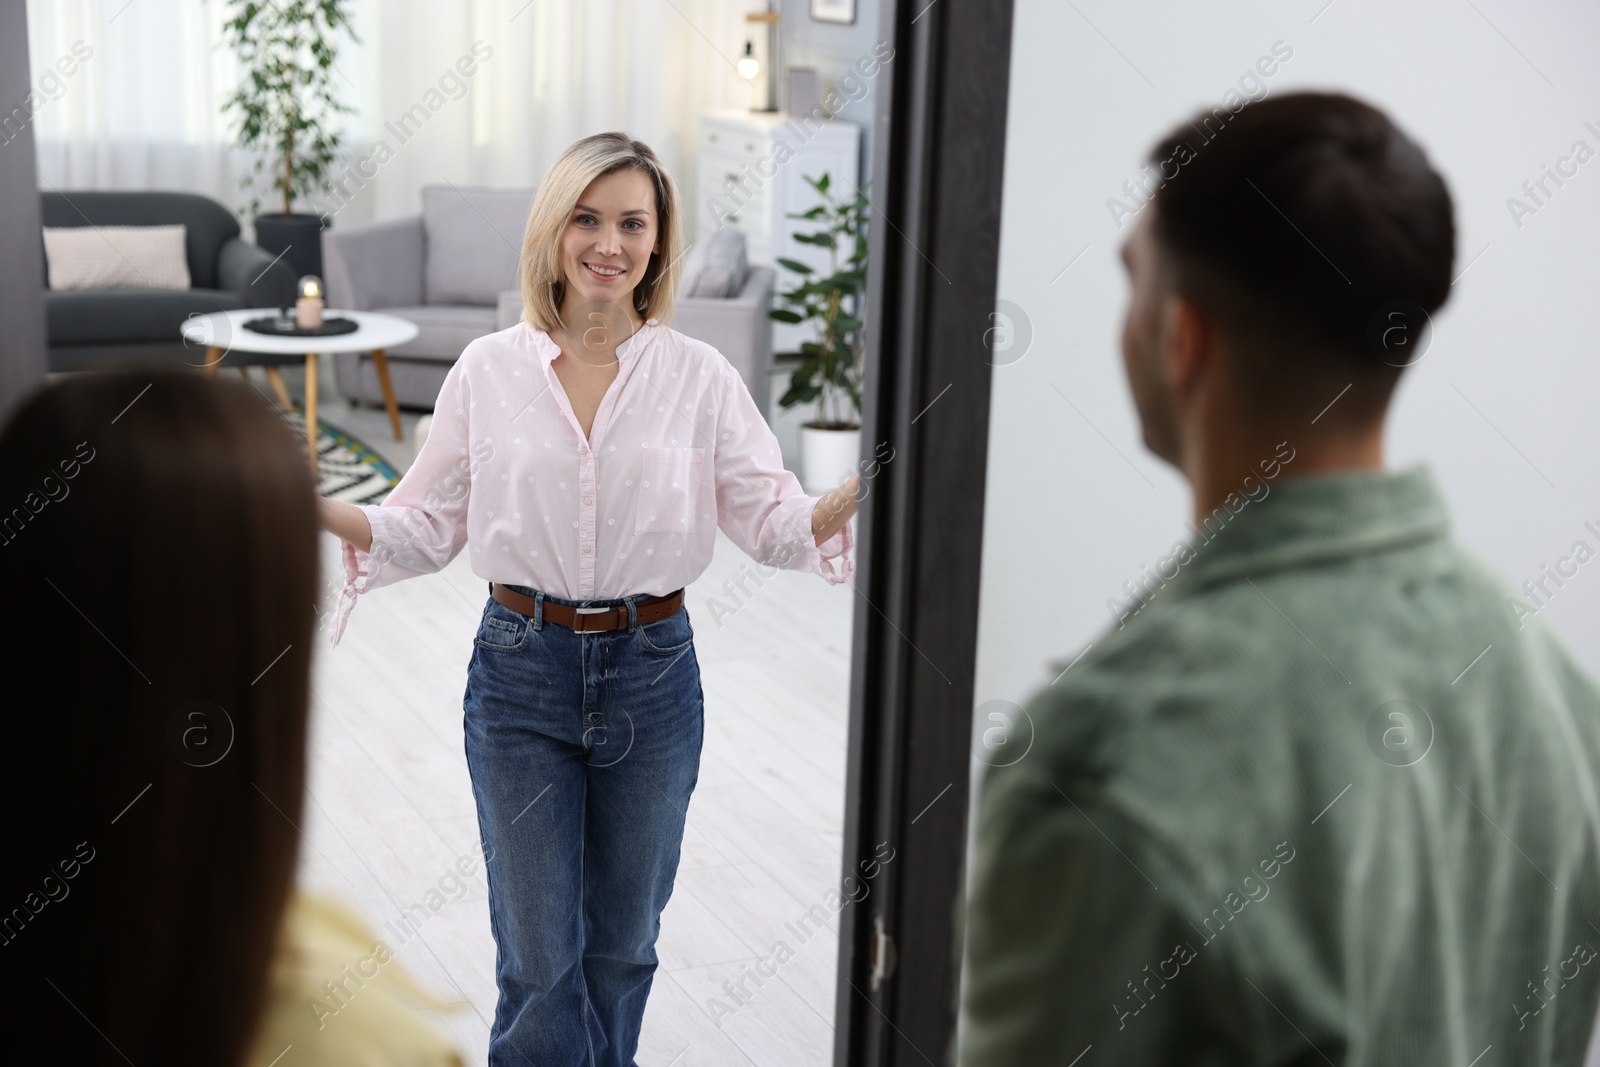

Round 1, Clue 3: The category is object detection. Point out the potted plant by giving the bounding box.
[219,0,358,280]
[770,173,869,495]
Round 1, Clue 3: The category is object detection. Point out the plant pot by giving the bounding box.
[253,213,327,281]
[800,423,861,496]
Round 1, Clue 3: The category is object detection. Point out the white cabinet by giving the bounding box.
[695,109,862,355]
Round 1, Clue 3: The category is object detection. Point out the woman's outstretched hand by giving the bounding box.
[812,475,861,547]
[318,496,375,554]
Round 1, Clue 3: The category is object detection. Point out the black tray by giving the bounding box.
[243,315,360,338]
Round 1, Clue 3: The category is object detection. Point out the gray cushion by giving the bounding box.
[373,304,497,363]
[46,287,243,345]
[421,185,534,307]
[691,226,749,298]
[679,238,711,299]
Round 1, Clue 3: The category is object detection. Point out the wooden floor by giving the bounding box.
[303,439,855,1064]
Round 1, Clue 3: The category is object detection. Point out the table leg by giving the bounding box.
[305,353,319,479]
[370,348,403,441]
[203,346,222,377]
[263,366,293,410]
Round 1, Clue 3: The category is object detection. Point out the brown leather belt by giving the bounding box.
[490,583,685,633]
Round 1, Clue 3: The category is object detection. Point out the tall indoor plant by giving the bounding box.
[770,173,870,494]
[219,0,357,279]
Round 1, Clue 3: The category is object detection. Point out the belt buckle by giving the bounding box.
[573,605,612,632]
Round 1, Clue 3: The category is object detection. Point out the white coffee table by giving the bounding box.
[180,308,419,475]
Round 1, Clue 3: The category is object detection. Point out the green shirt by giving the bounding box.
[959,466,1600,1066]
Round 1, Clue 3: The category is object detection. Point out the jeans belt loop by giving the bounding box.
[533,589,544,631]
[626,596,638,633]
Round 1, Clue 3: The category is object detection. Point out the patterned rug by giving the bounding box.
[279,403,400,504]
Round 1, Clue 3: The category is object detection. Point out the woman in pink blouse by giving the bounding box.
[318,131,859,1066]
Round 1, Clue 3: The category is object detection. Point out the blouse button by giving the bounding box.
[583,496,593,506]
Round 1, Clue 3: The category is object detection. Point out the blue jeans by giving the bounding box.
[462,583,705,1066]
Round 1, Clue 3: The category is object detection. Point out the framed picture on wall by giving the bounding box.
[811,0,856,24]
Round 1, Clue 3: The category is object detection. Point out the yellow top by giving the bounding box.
[244,889,465,1067]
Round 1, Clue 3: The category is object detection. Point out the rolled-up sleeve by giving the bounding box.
[711,360,854,587]
[326,356,476,646]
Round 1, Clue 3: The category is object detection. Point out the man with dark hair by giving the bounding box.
[958,92,1600,1065]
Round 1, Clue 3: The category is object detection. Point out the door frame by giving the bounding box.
[835,0,1018,1063]
[0,0,48,414]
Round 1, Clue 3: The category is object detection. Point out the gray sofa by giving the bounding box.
[41,190,298,372]
[324,185,775,420]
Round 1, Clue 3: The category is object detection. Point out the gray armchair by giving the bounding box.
[41,190,298,372]
[325,184,775,418]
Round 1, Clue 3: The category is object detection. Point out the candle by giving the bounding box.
[295,275,324,329]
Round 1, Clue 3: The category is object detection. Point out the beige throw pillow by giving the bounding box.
[43,224,191,290]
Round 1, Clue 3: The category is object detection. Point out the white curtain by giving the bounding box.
[26,0,765,235]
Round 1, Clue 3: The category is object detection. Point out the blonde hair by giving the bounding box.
[518,132,684,332]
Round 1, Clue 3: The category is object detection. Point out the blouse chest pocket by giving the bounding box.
[635,447,706,535]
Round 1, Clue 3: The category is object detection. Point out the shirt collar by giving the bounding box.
[1166,464,1452,598]
[529,317,660,365]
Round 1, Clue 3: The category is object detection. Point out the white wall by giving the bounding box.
[973,0,1600,727]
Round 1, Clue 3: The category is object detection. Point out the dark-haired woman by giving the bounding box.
[0,367,460,1066]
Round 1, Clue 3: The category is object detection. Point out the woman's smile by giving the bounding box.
[583,261,627,281]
